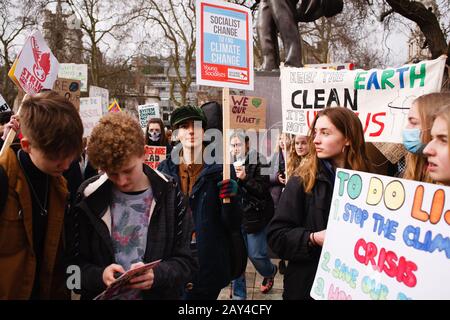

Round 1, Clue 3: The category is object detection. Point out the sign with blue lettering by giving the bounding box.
[196,0,253,90]
[312,169,450,300]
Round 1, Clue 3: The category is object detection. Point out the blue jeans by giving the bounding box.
[232,227,276,300]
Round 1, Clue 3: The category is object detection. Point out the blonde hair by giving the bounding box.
[88,112,145,172]
[403,93,450,182]
[295,107,371,193]
[287,135,307,177]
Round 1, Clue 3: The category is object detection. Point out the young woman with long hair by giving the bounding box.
[145,118,172,153]
[402,93,450,182]
[287,134,309,178]
[267,107,372,300]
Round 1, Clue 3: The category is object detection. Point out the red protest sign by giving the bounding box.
[144,146,167,169]
[8,30,59,96]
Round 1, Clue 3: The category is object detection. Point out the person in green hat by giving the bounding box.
[158,105,245,300]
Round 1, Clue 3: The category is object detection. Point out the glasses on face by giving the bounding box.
[231,143,243,148]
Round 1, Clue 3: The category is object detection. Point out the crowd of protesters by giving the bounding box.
[0,89,450,300]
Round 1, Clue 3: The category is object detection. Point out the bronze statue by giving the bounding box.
[256,0,343,70]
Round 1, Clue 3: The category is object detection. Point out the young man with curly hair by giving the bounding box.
[0,91,83,299]
[70,112,197,300]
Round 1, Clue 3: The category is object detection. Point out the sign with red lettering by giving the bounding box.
[229,95,265,130]
[196,0,253,90]
[281,56,446,143]
[9,30,59,96]
[144,146,166,170]
[312,169,450,300]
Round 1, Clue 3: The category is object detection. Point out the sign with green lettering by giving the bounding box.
[281,56,446,143]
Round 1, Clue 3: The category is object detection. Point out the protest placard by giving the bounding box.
[281,55,446,143]
[312,169,450,300]
[8,30,59,96]
[89,85,109,115]
[229,95,266,130]
[372,142,407,164]
[144,146,166,170]
[196,0,253,90]
[58,63,88,92]
[138,103,160,129]
[79,97,102,137]
[53,77,80,110]
[0,94,11,113]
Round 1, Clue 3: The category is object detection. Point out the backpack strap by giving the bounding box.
[0,165,8,214]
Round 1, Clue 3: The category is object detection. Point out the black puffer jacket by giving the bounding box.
[69,165,197,300]
[238,150,274,233]
[267,160,334,300]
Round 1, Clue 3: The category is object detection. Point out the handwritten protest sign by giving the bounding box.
[53,77,80,110]
[9,30,59,96]
[0,94,11,113]
[138,103,160,129]
[281,56,446,143]
[312,169,450,300]
[229,95,265,130]
[196,0,253,90]
[79,97,102,137]
[89,85,109,115]
[58,63,88,92]
[144,146,166,170]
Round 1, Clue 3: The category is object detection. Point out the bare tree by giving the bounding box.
[139,0,196,107]
[0,0,45,106]
[380,0,449,64]
[65,0,141,86]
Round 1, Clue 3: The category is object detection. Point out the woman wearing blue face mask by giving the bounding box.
[145,118,173,154]
[402,92,450,182]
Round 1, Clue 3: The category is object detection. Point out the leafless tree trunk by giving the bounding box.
[140,0,195,107]
[382,0,448,63]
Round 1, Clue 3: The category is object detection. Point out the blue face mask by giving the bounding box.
[402,128,425,154]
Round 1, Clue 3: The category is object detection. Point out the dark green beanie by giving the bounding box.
[170,105,208,129]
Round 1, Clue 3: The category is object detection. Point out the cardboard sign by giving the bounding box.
[312,169,450,300]
[53,77,81,110]
[229,95,266,129]
[0,94,11,113]
[281,56,446,143]
[79,97,102,137]
[372,142,407,164]
[196,0,253,90]
[58,63,88,92]
[144,146,166,170]
[9,30,59,96]
[89,85,109,115]
[138,103,160,129]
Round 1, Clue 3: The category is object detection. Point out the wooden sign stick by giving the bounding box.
[222,87,231,204]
